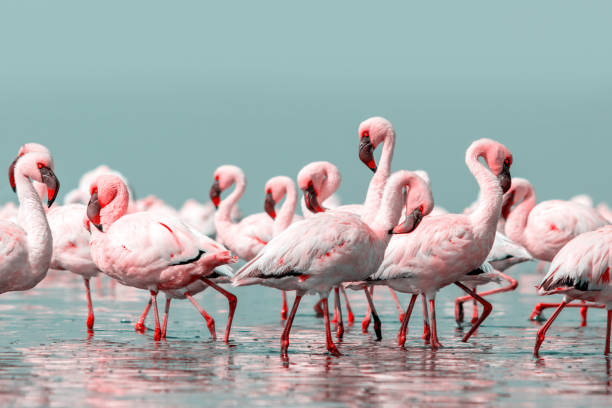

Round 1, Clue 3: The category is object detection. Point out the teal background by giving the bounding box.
[1,1,611,214]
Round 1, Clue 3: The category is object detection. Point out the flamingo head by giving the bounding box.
[358,116,394,173]
[11,150,59,208]
[210,165,243,209]
[87,174,129,232]
[476,139,513,193]
[297,161,340,214]
[390,172,434,234]
[501,177,532,219]
[263,176,293,220]
[9,143,52,194]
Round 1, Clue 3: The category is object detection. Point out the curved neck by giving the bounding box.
[273,181,298,237]
[368,172,409,241]
[465,149,503,240]
[505,188,536,245]
[100,184,130,230]
[215,172,246,227]
[362,131,395,224]
[15,172,52,280]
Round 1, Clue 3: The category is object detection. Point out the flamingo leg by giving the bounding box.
[455,273,518,322]
[184,291,216,340]
[161,296,171,339]
[362,286,374,333]
[331,287,339,324]
[313,299,324,318]
[605,309,611,355]
[421,294,431,342]
[530,301,604,321]
[135,298,152,332]
[83,278,94,332]
[281,291,288,321]
[340,286,355,325]
[389,288,405,322]
[472,298,479,325]
[200,278,237,343]
[428,298,442,349]
[334,287,344,339]
[321,297,341,357]
[579,300,588,327]
[150,290,161,341]
[363,286,382,340]
[280,293,302,357]
[534,300,568,356]
[397,294,418,347]
[455,282,492,342]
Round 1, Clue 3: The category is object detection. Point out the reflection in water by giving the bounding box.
[0,264,610,406]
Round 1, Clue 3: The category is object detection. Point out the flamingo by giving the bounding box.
[233,170,433,358]
[1,149,59,294]
[87,174,238,341]
[209,165,273,261]
[64,165,133,207]
[533,225,612,356]
[263,176,303,320]
[502,178,609,325]
[179,199,241,238]
[364,138,513,349]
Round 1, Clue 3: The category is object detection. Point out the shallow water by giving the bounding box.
[0,266,610,407]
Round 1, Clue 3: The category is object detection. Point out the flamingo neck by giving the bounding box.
[100,183,130,230]
[368,172,409,241]
[273,181,298,237]
[215,172,246,231]
[465,147,503,243]
[362,130,395,224]
[505,188,536,247]
[15,172,52,283]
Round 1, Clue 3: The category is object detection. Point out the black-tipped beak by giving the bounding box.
[209,180,221,209]
[303,183,324,213]
[498,162,511,194]
[264,192,277,220]
[87,191,103,232]
[359,136,377,173]
[8,157,18,193]
[39,166,59,207]
[390,207,423,234]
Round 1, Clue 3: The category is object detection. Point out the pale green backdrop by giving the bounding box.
[1,1,611,215]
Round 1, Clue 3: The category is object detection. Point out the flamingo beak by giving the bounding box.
[209,180,221,209]
[390,207,423,234]
[39,166,59,207]
[87,191,103,232]
[498,162,511,194]
[359,136,377,173]
[264,192,277,220]
[303,183,324,213]
[8,157,18,193]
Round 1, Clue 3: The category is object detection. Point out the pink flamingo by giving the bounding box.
[263,176,303,320]
[1,149,59,294]
[64,165,133,207]
[87,174,238,341]
[179,199,241,238]
[502,177,609,324]
[365,138,513,349]
[233,170,433,358]
[209,165,273,261]
[533,225,612,356]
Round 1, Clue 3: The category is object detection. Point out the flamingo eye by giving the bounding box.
[37,162,44,169]
[504,158,511,166]
[92,187,98,194]
[214,175,219,181]
[266,189,272,194]
[362,130,369,138]
[419,205,424,213]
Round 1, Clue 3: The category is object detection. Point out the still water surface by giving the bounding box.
[0,266,610,407]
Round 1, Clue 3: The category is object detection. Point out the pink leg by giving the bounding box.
[313,299,324,318]
[472,298,479,325]
[428,298,442,349]
[281,291,288,321]
[363,286,382,340]
[397,294,418,347]
[455,273,518,322]
[161,297,171,339]
[200,278,237,343]
[135,298,152,332]
[321,297,341,357]
[185,291,216,340]
[605,309,611,355]
[421,295,431,342]
[281,293,302,357]
[83,278,94,332]
[334,287,344,339]
[455,282,492,342]
[580,300,588,327]
[340,286,355,325]
[331,287,339,324]
[389,288,405,322]
[534,300,567,356]
[530,302,604,321]
[150,290,161,341]
[362,286,374,333]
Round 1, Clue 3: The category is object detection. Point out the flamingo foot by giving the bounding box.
[362,316,371,333]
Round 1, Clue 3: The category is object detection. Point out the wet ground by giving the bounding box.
[0,265,610,407]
